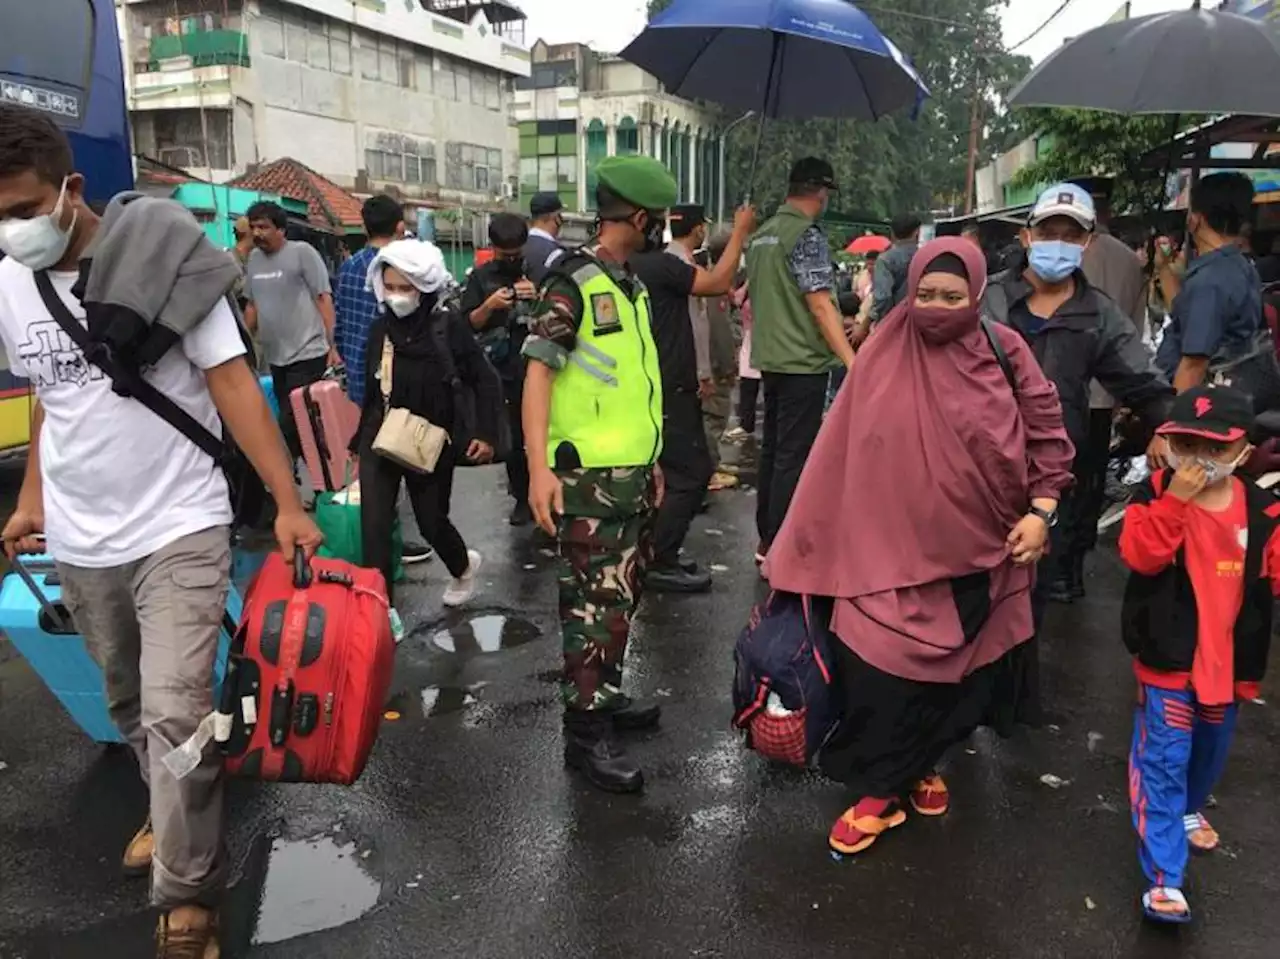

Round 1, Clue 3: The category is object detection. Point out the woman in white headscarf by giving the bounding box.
[351,240,500,614]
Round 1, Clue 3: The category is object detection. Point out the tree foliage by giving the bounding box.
[1009,109,1193,213]
[644,0,1031,220]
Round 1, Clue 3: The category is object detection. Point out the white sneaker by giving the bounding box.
[442,550,482,608]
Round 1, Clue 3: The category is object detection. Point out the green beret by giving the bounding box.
[596,156,679,211]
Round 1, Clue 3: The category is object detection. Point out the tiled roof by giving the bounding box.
[230,157,364,232]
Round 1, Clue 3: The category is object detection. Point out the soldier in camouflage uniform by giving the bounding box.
[521,155,678,793]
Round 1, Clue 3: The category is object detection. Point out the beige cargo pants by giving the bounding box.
[56,525,231,909]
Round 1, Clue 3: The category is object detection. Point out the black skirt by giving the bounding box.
[818,638,1033,800]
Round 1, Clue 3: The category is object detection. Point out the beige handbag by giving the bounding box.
[371,338,449,473]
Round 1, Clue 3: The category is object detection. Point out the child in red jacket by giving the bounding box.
[1119,384,1280,924]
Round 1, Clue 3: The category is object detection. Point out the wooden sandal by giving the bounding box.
[828,800,907,855]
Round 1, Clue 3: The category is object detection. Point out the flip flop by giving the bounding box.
[909,774,950,816]
[828,801,907,856]
[1142,886,1192,924]
[1185,812,1220,853]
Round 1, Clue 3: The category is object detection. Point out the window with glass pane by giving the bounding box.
[405,157,421,183]
[520,157,538,189]
[538,156,558,191]
[398,54,414,88]
[285,14,307,62]
[456,65,471,102]
[423,158,438,185]
[359,34,379,79]
[330,24,351,74]
[557,156,577,184]
[258,13,285,57]
[471,69,485,105]
[365,150,384,179]
[383,152,403,181]
[437,59,456,99]
[487,149,502,169]
[475,167,489,192]
[308,23,329,70]
[416,51,433,93]
[380,39,398,84]
[486,74,500,110]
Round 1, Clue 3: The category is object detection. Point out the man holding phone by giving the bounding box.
[462,213,537,525]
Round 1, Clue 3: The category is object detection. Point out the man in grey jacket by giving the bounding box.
[870,213,921,320]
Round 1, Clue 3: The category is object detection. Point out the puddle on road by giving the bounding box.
[428,614,541,654]
[251,835,381,945]
[385,683,486,719]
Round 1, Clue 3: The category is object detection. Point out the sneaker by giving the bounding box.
[708,471,740,491]
[388,607,407,645]
[442,549,482,608]
[402,542,434,565]
[156,906,219,959]
[122,815,153,878]
[724,426,749,443]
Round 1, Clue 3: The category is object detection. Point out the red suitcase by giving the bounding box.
[215,551,394,784]
[291,379,360,492]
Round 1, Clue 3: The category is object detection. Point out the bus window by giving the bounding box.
[0,0,94,125]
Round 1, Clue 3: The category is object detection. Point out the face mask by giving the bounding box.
[495,257,523,280]
[0,177,76,271]
[638,213,666,254]
[1166,445,1249,484]
[912,304,979,346]
[1027,239,1084,284]
[385,292,420,318]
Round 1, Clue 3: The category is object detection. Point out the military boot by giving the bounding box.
[601,694,662,732]
[564,710,644,794]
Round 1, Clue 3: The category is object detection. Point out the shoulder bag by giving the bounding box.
[370,336,449,473]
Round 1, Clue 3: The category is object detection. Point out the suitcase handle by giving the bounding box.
[5,555,74,634]
[293,549,313,589]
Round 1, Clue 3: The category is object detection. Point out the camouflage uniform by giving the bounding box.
[557,465,656,709]
[523,246,660,712]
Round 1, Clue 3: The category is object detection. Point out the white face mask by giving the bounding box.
[385,291,421,318]
[0,177,77,271]
[1165,445,1249,485]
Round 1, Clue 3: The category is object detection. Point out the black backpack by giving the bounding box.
[428,304,512,466]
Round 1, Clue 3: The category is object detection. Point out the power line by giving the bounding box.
[1008,0,1079,52]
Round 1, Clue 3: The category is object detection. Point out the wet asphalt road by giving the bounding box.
[2,450,1280,959]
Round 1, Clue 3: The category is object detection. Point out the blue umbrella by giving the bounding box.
[620,0,928,190]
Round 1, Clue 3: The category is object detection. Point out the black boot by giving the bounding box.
[1046,552,1074,604]
[601,694,662,732]
[563,710,644,793]
[1069,553,1087,600]
[509,501,533,527]
[645,563,712,593]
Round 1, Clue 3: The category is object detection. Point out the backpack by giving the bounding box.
[428,305,513,466]
[33,272,270,530]
[731,591,838,767]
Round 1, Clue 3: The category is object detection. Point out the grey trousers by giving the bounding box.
[57,526,231,909]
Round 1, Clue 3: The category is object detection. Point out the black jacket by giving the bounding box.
[353,308,501,457]
[983,267,1172,451]
[1122,471,1280,683]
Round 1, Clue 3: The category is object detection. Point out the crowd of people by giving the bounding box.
[0,92,1277,954]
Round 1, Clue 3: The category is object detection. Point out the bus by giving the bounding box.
[0,0,133,453]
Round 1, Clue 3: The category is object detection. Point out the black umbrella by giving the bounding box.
[1008,0,1280,117]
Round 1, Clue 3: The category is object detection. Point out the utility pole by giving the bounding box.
[963,54,984,215]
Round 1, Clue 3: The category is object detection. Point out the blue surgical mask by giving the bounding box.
[1028,240,1084,283]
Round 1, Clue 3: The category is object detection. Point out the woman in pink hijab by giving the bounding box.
[764,237,1074,856]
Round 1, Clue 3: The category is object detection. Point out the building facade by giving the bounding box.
[511,40,725,216]
[118,0,530,209]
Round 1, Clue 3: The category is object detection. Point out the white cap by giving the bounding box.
[1029,183,1096,230]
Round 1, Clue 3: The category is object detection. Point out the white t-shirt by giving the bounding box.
[0,258,247,568]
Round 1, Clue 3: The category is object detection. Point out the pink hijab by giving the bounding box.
[764,237,1074,680]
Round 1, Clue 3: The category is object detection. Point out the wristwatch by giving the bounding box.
[1028,505,1059,528]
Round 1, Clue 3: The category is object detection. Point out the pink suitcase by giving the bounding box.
[291,379,361,492]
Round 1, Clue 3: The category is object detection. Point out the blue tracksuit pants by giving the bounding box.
[1129,684,1237,889]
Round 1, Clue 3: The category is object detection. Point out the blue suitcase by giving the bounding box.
[0,554,241,745]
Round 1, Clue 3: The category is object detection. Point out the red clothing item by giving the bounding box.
[1120,479,1280,704]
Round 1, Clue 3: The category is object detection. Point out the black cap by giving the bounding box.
[530,192,564,218]
[1157,384,1254,443]
[788,157,838,191]
[1068,176,1114,203]
[669,204,706,228]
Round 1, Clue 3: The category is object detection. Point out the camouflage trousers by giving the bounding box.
[555,466,656,711]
